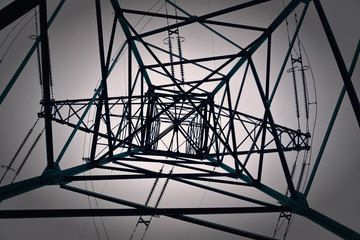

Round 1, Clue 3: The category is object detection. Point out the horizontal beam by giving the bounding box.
[209,146,310,157]
[136,0,270,39]
[121,8,265,31]
[0,206,289,218]
[62,183,278,240]
[0,151,131,202]
[145,53,243,69]
[63,172,236,181]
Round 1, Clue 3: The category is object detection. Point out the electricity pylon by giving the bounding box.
[0,0,359,239]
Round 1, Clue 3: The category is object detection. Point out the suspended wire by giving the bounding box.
[80,114,105,239]
[0,118,40,185]
[164,0,185,83]
[131,131,176,238]
[298,40,318,193]
[33,7,54,99]
[186,166,216,240]
[0,13,29,50]
[141,167,173,240]
[83,173,101,240]
[288,64,300,128]
[285,10,318,238]
[77,217,93,240]
[129,166,164,240]
[79,103,110,240]
[0,9,56,185]
[111,0,164,63]
[11,128,44,184]
[33,8,44,98]
[273,1,318,239]
[130,116,179,239]
[273,1,298,236]
[90,170,111,240]
[95,0,165,92]
[174,0,185,83]
[0,12,35,64]
[49,42,54,99]
[138,1,165,34]
[294,11,310,131]
[164,2,176,78]
[208,0,216,71]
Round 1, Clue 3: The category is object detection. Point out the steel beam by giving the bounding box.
[121,8,266,32]
[136,0,270,39]
[119,10,256,181]
[0,206,289,219]
[63,172,236,182]
[0,0,43,30]
[0,0,66,105]
[304,39,360,197]
[0,151,131,202]
[313,0,360,127]
[95,0,114,159]
[39,1,55,169]
[61,184,279,240]
[248,57,297,199]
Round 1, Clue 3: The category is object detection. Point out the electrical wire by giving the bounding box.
[84,173,101,240]
[0,118,40,185]
[78,102,111,240]
[273,1,318,238]
[0,12,31,53]
[281,39,318,240]
[299,40,318,193]
[111,0,164,63]
[11,128,44,184]
[0,11,35,63]
[185,166,216,240]
[90,170,111,240]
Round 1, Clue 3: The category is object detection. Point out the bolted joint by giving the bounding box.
[41,164,62,185]
[205,95,214,104]
[38,111,45,118]
[173,119,180,132]
[252,179,261,188]
[283,191,310,217]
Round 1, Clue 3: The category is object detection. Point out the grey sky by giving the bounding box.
[0,0,359,239]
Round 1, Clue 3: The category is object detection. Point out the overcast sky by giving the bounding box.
[0,0,359,239]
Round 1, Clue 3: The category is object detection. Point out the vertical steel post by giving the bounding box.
[128,41,132,152]
[39,1,55,169]
[140,68,145,147]
[225,82,240,173]
[95,0,113,159]
[258,36,271,181]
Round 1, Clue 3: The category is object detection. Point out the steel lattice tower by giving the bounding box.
[0,0,359,239]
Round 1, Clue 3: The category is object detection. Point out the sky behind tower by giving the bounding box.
[0,0,359,239]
